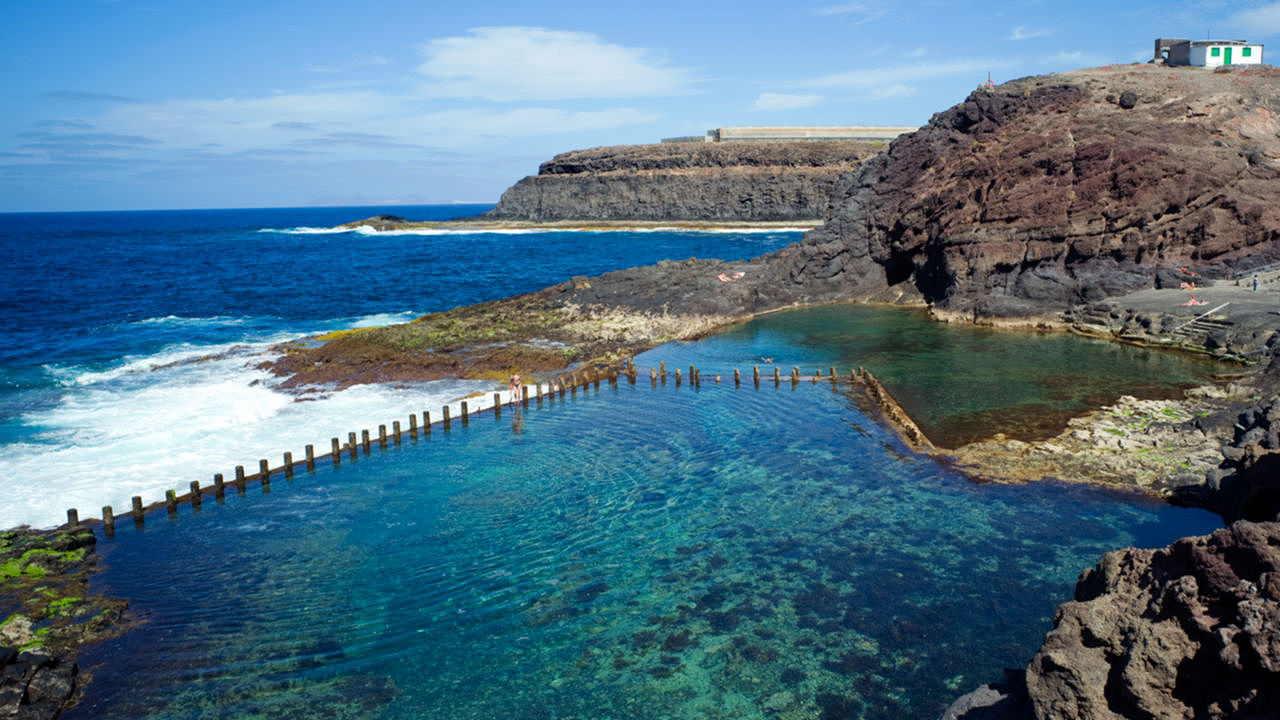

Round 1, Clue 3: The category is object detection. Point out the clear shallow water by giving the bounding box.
[0,205,798,527]
[68,381,1221,720]
[653,304,1221,447]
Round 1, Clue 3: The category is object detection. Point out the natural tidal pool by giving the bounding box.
[69,372,1220,719]
[657,304,1223,447]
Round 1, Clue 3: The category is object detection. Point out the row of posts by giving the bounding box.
[67,362,865,536]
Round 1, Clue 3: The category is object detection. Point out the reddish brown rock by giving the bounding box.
[1024,521,1280,719]
[789,64,1280,315]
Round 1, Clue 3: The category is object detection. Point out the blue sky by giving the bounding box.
[3,0,1279,211]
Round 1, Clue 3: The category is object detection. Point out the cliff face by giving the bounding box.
[482,141,882,222]
[786,65,1280,315]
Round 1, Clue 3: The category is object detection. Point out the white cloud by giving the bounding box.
[866,84,916,100]
[418,26,694,101]
[1228,2,1280,35]
[750,93,824,111]
[1008,26,1050,41]
[80,91,657,156]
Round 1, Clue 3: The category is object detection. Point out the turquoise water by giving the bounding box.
[68,375,1220,720]
[656,304,1221,446]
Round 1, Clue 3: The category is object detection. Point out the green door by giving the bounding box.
[1224,46,1233,65]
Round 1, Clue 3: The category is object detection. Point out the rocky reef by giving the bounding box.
[1,527,127,719]
[481,141,883,222]
[944,520,1280,719]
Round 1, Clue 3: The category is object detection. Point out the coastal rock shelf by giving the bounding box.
[481,141,883,222]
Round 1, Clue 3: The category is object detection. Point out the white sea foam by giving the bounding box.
[0,333,505,529]
[260,226,354,235]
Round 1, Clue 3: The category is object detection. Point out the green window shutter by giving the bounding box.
[1243,47,1252,57]
[1211,47,1220,57]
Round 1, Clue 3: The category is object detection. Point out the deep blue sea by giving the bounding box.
[0,205,800,528]
[1,205,1224,719]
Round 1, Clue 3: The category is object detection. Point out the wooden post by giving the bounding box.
[753,365,761,388]
[132,495,144,526]
[348,432,358,460]
[214,472,225,495]
[66,508,78,527]
[284,451,294,478]
[523,386,531,405]
[829,366,837,383]
[494,393,502,417]
[650,368,657,386]
[361,429,371,453]
[558,380,566,398]
[812,369,819,384]
[378,424,388,447]
[393,420,402,444]
[305,444,315,471]
[102,506,114,536]
[460,402,469,422]
[675,368,682,386]
[660,360,666,377]
[442,405,451,429]
[792,366,800,384]
[774,367,781,386]
[331,437,341,464]
[592,370,600,390]
[628,369,636,385]
[423,411,431,434]
[259,459,270,486]
[734,368,741,387]
[235,465,246,485]
[165,489,177,516]
[409,412,418,437]
[190,481,202,509]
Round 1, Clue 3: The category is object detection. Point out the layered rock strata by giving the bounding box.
[481,141,883,222]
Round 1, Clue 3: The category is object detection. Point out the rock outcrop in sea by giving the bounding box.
[944,521,1280,719]
[480,141,884,222]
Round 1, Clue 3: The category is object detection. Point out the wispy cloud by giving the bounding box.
[305,54,390,74]
[418,26,695,101]
[804,59,999,89]
[750,92,824,111]
[813,1,889,25]
[1008,26,1050,40]
[43,91,139,103]
[1228,2,1280,35]
[17,130,159,153]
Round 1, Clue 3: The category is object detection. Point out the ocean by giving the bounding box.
[4,205,1225,718]
[0,205,800,529]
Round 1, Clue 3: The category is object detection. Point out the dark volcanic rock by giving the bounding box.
[789,64,1280,315]
[483,141,882,222]
[1022,521,1280,719]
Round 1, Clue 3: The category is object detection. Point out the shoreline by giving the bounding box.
[338,215,823,233]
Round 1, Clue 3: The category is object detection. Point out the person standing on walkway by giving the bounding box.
[509,374,523,406]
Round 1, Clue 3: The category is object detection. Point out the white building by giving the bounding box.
[1154,38,1264,67]
[1189,41,1263,67]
